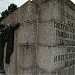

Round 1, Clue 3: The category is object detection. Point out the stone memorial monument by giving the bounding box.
[0,0,75,75]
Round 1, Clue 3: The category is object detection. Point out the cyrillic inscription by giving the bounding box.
[54,21,75,46]
[54,47,75,67]
[63,11,75,22]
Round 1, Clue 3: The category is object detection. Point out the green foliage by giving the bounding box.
[8,3,17,13]
[0,3,17,22]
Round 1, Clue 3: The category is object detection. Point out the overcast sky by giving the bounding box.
[71,0,75,4]
[0,0,75,13]
[0,0,28,13]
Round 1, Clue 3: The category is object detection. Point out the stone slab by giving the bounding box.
[37,46,75,72]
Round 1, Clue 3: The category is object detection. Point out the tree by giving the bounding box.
[1,10,9,19]
[0,3,17,22]
[8,3,17,13]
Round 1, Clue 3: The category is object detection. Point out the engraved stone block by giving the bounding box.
[37,46,75,72]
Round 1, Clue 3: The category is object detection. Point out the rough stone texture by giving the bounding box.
[1,0,75,75]
[1,1,37,75]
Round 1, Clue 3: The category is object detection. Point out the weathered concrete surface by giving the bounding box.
[36,0,75,75]
[1,1,37,75]
[1,0,75,75]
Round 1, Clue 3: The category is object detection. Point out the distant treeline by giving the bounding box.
[0,3,18,22]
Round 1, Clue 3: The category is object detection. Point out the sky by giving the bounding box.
[0,0,28,13]
[71,0,75,4]
[0,0,75,13]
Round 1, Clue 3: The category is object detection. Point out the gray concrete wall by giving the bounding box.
[1,1,37,75]
[36,0,75,75]
[1,0,75,75]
